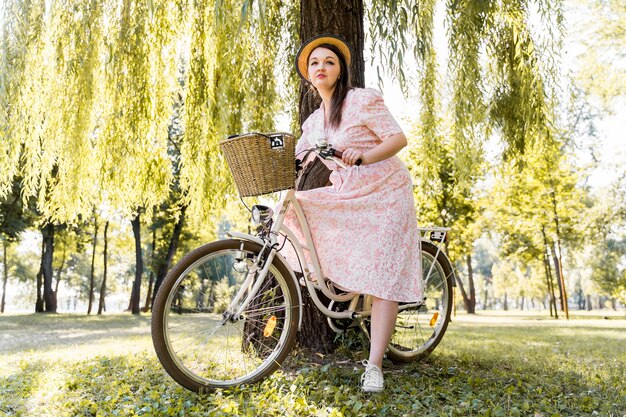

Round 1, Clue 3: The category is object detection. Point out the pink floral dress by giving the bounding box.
[281,88,423,302]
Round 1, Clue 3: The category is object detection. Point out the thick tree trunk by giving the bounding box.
[298,0,364,352]
[42,223,56,313]
[1,240,8,313]
[87,216,98,315]
[152,206,187,308]
[129,214,143,315]
[299,0,365,125]
[98,221,110,315]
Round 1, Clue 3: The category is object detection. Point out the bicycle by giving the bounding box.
[151,132,456,393]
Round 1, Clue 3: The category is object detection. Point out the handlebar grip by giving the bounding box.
[331,149,362,166]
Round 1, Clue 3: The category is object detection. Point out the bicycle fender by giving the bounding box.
[226,232,304,330]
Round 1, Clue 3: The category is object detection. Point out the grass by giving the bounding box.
[0,311,624,417]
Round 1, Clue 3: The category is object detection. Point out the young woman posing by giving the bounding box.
[284,34,423,393]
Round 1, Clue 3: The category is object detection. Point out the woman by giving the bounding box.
[286,34,423,393]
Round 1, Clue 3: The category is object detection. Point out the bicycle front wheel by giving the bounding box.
[387,240,453,362]
[151,239,300,392]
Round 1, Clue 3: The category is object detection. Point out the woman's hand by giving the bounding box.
[341,148,365,166]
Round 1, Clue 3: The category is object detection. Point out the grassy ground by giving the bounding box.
[0,311,624,417]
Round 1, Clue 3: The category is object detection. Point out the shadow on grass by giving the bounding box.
[0,314,152,355]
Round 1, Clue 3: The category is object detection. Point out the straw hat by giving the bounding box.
[295,34,352,83]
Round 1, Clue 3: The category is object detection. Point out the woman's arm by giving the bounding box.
[341,132,407,166]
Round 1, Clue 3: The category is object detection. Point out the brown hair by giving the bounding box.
[309,43,352,129]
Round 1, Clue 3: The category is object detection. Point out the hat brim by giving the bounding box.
[295,35,352,83]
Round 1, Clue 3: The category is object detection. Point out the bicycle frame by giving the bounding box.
[226,187,456,331]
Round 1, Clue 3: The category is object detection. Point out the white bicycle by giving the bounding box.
[151,133,456,392]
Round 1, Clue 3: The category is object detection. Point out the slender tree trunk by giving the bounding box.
[503,293,508,311]
[541,227,558,318]
[551,244,564,312]
[1,240,8,313]
[98,221,110,315]
[586,294,592,311]
[143,228,157,312]
[129,213,143,315]
[297,0,364,352]
[35,237,44,313]
[87,216,99,315]
[465,254,476,313]
[551,192,569,319]
[152,206,187,308]
[42,223,57,313]
[54,246,66,295]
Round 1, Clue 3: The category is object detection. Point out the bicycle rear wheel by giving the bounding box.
[151,239,300,392]
[387,241,453,362]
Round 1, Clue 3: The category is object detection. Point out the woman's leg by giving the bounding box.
[368,297,398,368]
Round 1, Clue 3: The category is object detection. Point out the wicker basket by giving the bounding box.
[219,132,296,197]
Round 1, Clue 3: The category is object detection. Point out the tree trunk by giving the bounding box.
[87,216,99,315]
[465,254,476,313]
[98,221,110,315]
[541,227,558,318]
[152,206,187,308]
[54,245,66,295]
[1,240,8,313]
[297,0,364,352]
[299,0,365,125]
[142,228,157,312]
[503,293,508,311]
[42,223,56,313]
[551,244,564,312]
[129,213,143,315]
[35,237,44,313]
[551,191,569,319]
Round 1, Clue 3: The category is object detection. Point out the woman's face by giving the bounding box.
[307,47,341,92]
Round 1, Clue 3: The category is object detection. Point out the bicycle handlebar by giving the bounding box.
[327,148,362,166]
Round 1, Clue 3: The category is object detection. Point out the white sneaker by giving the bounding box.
[360,360,384,393]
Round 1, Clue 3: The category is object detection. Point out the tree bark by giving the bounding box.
[551,245,564,312]
[299,0,365,126]
[129,213,143,315]
[1,240,8,313]
[151,206,187,308]
[87,215,98,315]
[142,227,157,312]
[35,237,44,313]
[465,254,476,313]
[42,223,56,313]
[541,227,558,318]
[586,294,592,311]
[551,191,569,319]
[54,245,66,295]
[98,220,109,315]
[297,0,364,352]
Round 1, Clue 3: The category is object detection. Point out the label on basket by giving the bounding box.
[269,134,284,150]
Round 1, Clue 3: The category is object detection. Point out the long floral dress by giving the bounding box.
[280,87,423,302]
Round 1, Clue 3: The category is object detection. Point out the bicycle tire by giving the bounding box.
[151,239,300,392]
[386,240,454,362]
